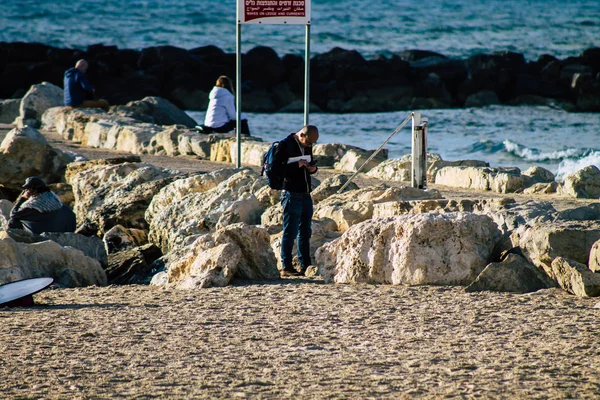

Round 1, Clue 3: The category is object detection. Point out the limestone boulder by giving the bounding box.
[510,220,600,281]
[208,137,265,164]
[523,182,558,195]
[15,82,64,128]
[261,205,283,232]
[316,213,502,285]
[147,169,264,253]
[0,98,20,124]
[315,185,443,232]
[158,223,279,289]
[551,257,600,297]
[0,229,108,269]
[215,192,265,230]
[558,165,600,199]
[312,143,388,168]
[67,161,180,236]
[466,253,554,293]
[40,106,67,131]
[333,148,386,173]
[112,96,198,128]
[65,155,142,182]
[0,126,75,191]
[255,185,281,208]
[367,153,447,182]
[522,166,555,183]
[145,168,241,227]
[0,237,107,287]
[230,139,269,167]
[427,159,488,182]
[177,131,230,159]
[311,174,359,204]
[51,106,194,156]
[435,166,532,193]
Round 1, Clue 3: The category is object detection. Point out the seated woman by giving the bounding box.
[198,75,250,135]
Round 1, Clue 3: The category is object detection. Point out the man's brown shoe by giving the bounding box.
[281,268,302,277]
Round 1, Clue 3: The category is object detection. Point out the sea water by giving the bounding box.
[1,0,599,178]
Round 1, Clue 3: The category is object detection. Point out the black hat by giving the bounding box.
[22,176,48,190]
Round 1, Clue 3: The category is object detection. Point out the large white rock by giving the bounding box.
[0,126,75,191]
[558,165,600,199]
[316,213,501,285]
[551,257,600,297]
[147,169,264,253]
[333,149,386,173]
[67,161,179,236]
[113,96,198,128]
[1,229,108,269]
[145,168,242,227]
[311,174,359,204]
[314,185,443,232]
[15,82,64,128]
[510,220,600,281]
[312,143,388,168]
[435,166,532,193]
[0,237,107,287]
[158,223,279,289]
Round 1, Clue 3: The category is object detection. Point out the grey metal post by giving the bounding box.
[411,114,428,189]
[235,22,242,168]
[304,23,311,126]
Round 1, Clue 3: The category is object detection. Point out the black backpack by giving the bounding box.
[261,141,285,190]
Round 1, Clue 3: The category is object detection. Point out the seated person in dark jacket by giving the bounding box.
[63,59,110,111]
[8,177,77,235]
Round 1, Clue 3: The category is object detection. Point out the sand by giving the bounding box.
[1,283,599,399]
[1,124,600,398]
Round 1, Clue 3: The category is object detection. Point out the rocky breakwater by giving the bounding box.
[3,97,600,297]
[1,42,600,113]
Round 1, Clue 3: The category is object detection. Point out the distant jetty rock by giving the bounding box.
[0,42,599,112]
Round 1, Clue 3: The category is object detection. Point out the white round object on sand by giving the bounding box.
[0,277,54,306]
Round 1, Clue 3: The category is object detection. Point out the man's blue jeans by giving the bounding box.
[281,191,313,270]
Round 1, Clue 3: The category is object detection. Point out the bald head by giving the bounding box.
[75,59,88,73]
[296,125,319,148]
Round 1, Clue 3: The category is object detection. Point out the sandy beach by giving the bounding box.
[1,283,599,399]
[2,124,600,398]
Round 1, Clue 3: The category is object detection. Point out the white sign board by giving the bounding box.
[238,0,311,24]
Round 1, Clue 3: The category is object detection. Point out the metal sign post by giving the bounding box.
[411,113,428,189]
[236,0,312,167]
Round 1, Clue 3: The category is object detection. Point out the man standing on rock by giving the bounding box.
[63,59,110,111]
[275,125,319,277]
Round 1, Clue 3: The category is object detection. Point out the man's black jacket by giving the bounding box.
[274,133,318,193]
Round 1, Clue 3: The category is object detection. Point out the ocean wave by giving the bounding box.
[555,151,600,180]
[502,139,590,162]
[468,139,594,163]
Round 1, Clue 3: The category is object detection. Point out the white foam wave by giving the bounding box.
[555,151,600,180]
[503,139,584,162]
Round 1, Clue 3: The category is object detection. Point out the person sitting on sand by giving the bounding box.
[8,177,76,235]
[197,75,250,135]
[63,59,110,111]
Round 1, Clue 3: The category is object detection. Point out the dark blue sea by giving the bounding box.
[1,0,599,178]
